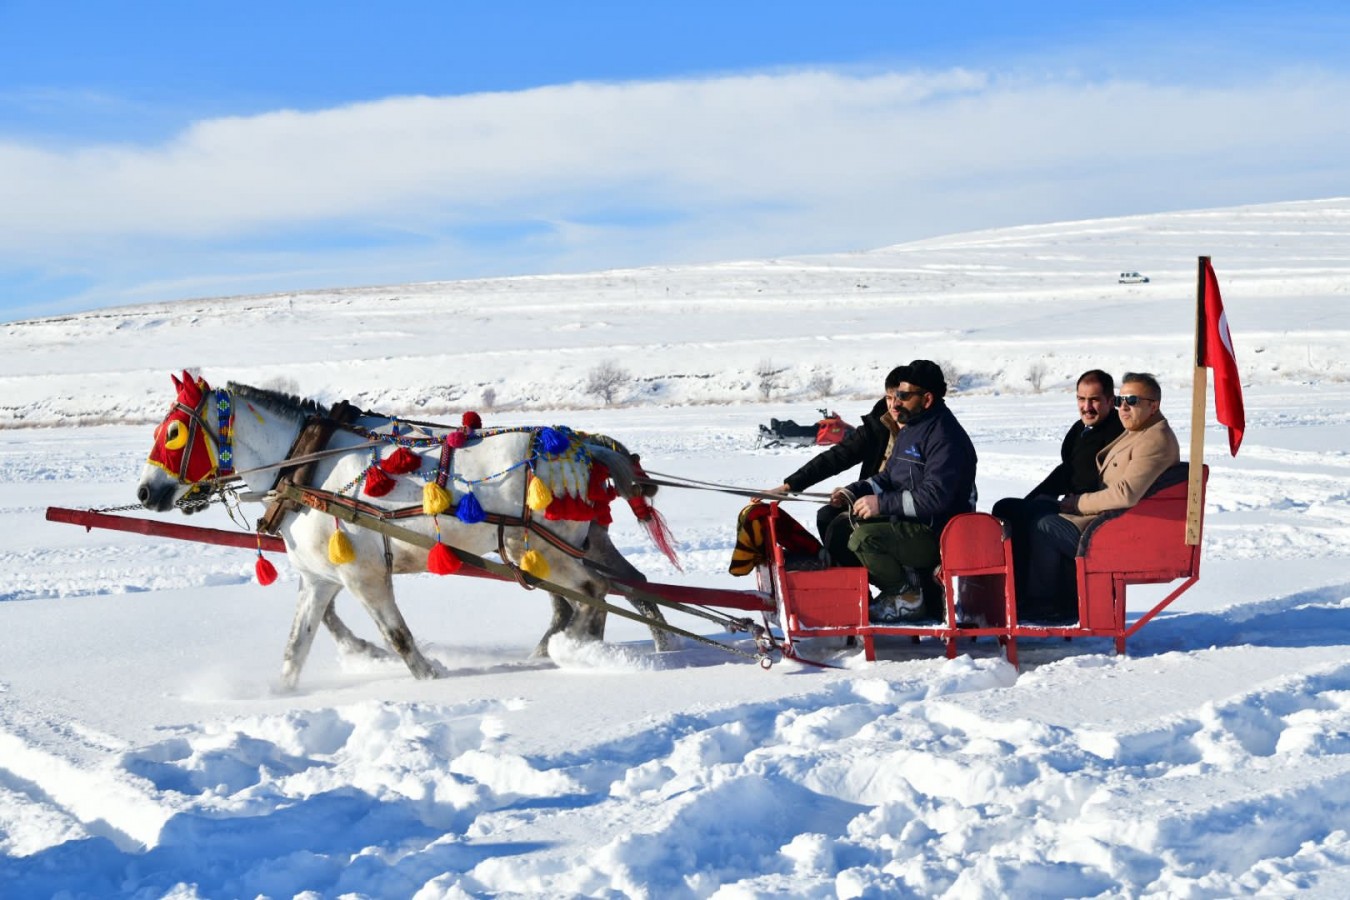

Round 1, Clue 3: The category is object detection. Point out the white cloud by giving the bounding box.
[3,65,1349,308]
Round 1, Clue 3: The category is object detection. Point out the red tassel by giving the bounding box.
[629,496,682,571]
[255,555,279,586]
[446,430,468,449]
[380,446,422,475]
[462,410,482,430]
[363,464,396,497]
[427,541,462,575]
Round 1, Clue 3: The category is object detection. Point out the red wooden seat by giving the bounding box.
[1071,463,1207,652]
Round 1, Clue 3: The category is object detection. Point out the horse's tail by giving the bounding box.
[587,440,682,572]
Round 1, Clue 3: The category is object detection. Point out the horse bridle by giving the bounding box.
[162,388,235,485]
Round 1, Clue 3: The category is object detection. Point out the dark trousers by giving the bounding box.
[991,496,1060,601]
[824,513,941,611]
[1024,511,1082,616]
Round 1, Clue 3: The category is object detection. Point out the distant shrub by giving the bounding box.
[1026,361,1049,393]
[756,359,787,400]
[585,360,632,406]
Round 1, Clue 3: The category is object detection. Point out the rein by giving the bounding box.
[638,470,833,503]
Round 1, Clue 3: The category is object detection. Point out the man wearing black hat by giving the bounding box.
[827,359,978,622]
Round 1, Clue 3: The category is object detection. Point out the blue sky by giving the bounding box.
[2,1,1348,319]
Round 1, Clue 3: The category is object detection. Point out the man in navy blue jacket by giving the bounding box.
[827,360,978,622]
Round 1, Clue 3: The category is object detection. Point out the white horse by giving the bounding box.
[136,371,677,689]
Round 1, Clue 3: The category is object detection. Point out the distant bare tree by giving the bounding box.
[480,386,497,411]
[1026,361,1049,393]
[756,359,787,400]
[585,360,632,406]
[807,371,834,399]
[936,360,961,394]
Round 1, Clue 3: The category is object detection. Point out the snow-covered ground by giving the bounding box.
[3,197,1350,897]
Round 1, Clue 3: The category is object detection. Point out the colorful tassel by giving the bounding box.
[427,541,462,575]
[328,526,356,565]
[363,464,396,497]
[526,476,553,511]
[380,446,422,475]
[537,427,569,455]
[456,491,486,524]
[462,410,482,430]
[446,430,468,449]
[255,554,278,586]
[423,482,452,515]
[520,549,550,580]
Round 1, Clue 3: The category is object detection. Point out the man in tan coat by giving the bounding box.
[1021,372,1181,622]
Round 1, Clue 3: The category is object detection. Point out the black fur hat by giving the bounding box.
[897,359,948,398]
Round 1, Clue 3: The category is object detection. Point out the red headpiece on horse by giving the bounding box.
[146,370,221,485]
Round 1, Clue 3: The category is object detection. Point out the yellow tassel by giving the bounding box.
[527,477,553,511]
[520,549,550,580]
[328,529,356,565]
[423,482,451,516]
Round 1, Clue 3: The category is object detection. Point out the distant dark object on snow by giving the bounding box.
[758,410,854,448]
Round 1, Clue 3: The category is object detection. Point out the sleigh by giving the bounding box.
[756,463,1207,667]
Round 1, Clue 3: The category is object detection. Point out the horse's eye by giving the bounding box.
[164,420,188,450]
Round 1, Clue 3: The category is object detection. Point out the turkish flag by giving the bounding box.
[1201,260,1245,455]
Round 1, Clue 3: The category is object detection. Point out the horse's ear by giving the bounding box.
[171,372,183,390]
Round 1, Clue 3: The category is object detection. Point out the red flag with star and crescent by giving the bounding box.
[1200,259,1245,455]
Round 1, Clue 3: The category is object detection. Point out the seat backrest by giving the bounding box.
[940,512,1009,572]
[1078,463,1206,576]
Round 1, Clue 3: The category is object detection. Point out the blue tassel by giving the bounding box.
[538,427,570,455]
[456,491,486,524]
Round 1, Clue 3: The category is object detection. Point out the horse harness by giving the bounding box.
[253,403,591,585]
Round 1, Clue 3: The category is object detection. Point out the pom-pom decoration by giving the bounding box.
[255,554,278,586]
[520,549,550,580]
[362,464,396,497]
[526,476,553,512]
[427,541,462,575]
[423,482,452,516]
[537,427,570,456]
[328,525,356,565]
[462,410,482,430]
[446,430,468,449]
[456,491,486,524]
[380,446,422,475]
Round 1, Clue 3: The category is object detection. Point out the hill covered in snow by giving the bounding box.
[3,197,1347,428]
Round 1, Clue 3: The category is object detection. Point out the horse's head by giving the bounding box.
[137,370,224,512]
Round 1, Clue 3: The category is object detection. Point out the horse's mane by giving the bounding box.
[227,382,327,421]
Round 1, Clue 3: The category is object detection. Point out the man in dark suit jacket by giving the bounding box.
[992,369,1123,606]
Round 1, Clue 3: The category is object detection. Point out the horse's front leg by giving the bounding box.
[343,566,441,680]
[281,576,342,690]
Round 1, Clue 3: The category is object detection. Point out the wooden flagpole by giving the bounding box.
[1186,256,1208,545]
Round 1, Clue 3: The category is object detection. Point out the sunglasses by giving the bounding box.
[887,389,925,402]
[1115,394,1157,407]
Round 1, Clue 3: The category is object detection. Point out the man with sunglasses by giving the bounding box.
[992,369,1124,602]
[826,360,978,623]
[1022,372,1180,622]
